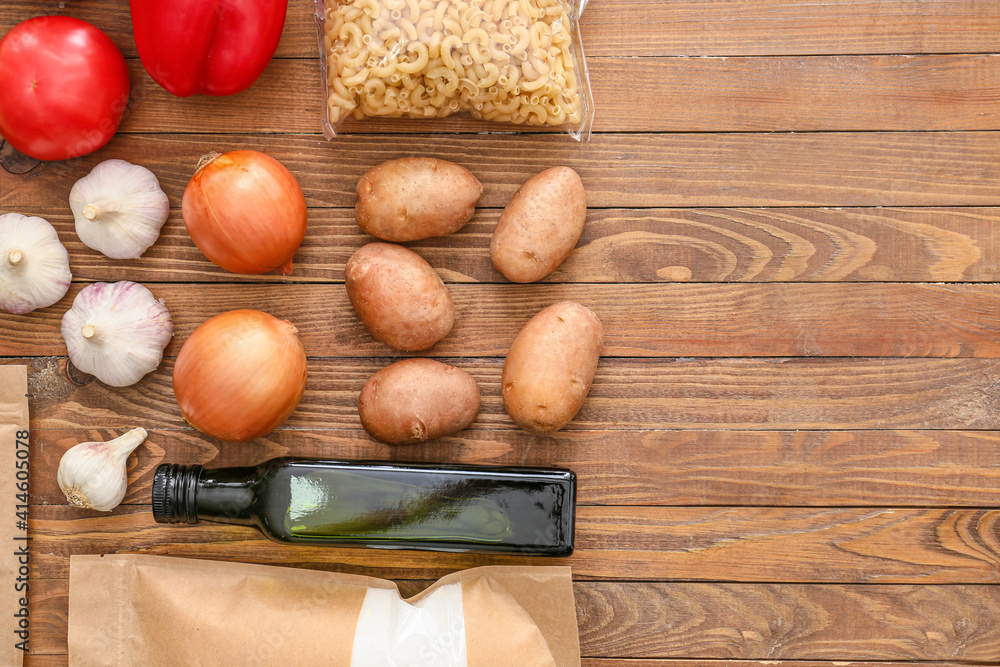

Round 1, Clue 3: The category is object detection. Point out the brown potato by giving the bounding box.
[345,243,455,351]
[490,166,586,283]
[502,301,602,433]
[355,158,483,242]
[359,358,481,444]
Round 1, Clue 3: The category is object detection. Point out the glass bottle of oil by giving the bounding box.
[152,458,576,555]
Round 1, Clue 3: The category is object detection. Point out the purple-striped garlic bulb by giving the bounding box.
[61,281,173,387]
[0,213,72,314]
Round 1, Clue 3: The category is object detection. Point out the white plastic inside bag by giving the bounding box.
[351,582,468,667]
[313,0,594,140]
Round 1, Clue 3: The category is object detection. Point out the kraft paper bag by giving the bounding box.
[69,554,580,666]
[0,365,28,666]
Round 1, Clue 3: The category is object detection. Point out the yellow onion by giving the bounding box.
[173,310,307,442]
[182,151,308,275]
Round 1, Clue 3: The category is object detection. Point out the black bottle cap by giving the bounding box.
[152,464,204,524]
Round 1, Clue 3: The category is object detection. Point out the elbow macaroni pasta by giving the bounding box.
[320,0,592,137]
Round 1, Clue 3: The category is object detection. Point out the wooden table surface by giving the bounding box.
[3,0,1000,664]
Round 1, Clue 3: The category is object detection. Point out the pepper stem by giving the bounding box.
[82,325,97,339]
[8,250,22,266]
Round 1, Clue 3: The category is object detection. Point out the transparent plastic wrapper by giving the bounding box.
[313,0,595,140]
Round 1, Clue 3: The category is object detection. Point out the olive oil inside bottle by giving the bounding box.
[285,471,515,541]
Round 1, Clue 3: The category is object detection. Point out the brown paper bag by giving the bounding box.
[69,554,580,666]
[0,365,28,666]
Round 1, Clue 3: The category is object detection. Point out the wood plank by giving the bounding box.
[12,357,1000,431]
[24,658,65,667]
[6,283,1000,358]
[26,505,1000,583]
[574,583,1000,660]
[26,580,1000,660]
[581,0,1000,57]
[114,56,1000,134]
[5,133,1000,209]
[24,580,64,662]
[29,429,1000,508]
[30,207,1000,284]
[577,664,977,667]
[25,658,67,667]
[25,660,980,667]
[4,1,999,57]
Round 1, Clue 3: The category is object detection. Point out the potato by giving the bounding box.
[358,358,481,444]
[502,301,602,433]
[490,166,586,283]
[345,243,455,351]
[355,158,483,242]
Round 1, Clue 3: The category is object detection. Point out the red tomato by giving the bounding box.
[0,16,130,161]
[130,0,287,97]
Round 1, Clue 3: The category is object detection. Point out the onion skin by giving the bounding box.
[173,309,307,442]
[182,151,308,275]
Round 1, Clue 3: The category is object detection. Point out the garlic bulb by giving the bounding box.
[61,281,173,387]
[58,428,148,511]
[69,159,170,259]
[0,213,72,314]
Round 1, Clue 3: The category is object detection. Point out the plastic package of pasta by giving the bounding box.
[314,0,594,140]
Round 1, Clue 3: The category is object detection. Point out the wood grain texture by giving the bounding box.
[24,580,64,662]
[4,0,999,661]
[26,660,981,667]
[24,658,70,667]
[577,663,975,667]
[5,133,999,210]
[6,283,999,358]
[28,429,1000,508]
[25,580,1000,660]
[10,357,1000,431]
[3,1,999,57]
[30,207,1000,284]
[21,658,984,667]
[110,56,1000,134]
[574,583,1000,660]
[26,505,1000,583]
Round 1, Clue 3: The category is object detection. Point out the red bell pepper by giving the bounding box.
[130,0,287,97]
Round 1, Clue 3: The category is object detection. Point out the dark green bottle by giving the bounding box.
[152,458,576,555]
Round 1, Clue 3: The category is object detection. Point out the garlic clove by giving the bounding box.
[0,213,72,314]
[61,281,173,387]
[70,159,170,260]
[58,427,148,511]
